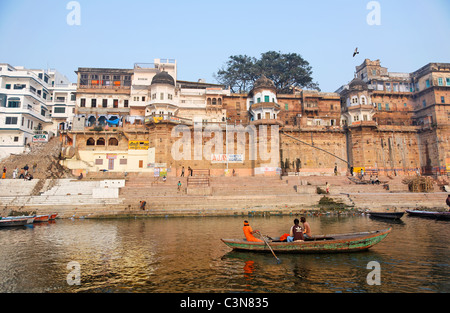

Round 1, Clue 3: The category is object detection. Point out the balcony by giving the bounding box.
[145,114,193,126]
[249,118,284,127]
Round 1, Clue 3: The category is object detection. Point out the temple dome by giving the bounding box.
[253,75,276,91]
[349,78,368,91]
[151,71,175,86]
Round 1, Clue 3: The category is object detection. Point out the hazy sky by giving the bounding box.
[0,0,449,92]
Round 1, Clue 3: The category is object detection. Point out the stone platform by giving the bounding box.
[0,174,448,219]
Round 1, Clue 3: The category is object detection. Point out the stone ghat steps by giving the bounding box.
[0,195,124,207]
[119,194,353,209]
[345,192,447,209]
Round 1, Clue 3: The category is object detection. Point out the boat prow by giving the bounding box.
[221,228,392,254]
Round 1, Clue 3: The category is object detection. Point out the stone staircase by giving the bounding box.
[0,137,74,180]
[0,179,124,218]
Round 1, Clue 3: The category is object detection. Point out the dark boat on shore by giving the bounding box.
[0,217,35,227]
[369,211,404,220]
[406,210,450,220]
[221,228,391,254]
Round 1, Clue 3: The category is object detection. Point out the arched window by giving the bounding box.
[212,98,217,105]
[88,116,96,127]
[218,98,222,105]
[98,116,107,126]
[108,138,119,146]
[87,138,95,146]
[207,98,211,105]
[360,96,367,105]
[97,138,105,146]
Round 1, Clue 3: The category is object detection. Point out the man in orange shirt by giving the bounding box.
[243,220,263,242]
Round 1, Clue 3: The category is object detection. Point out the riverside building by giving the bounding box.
[53,58,450,177]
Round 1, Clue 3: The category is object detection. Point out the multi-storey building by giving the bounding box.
[56,58,450,177]
[0,64,53,160]
[46,69,77,136]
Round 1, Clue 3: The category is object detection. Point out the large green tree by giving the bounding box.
[214,51,320,93]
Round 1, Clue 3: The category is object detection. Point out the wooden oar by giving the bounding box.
[256,231,281,264]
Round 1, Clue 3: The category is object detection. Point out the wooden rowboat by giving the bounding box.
[369,211,404,220]
[406,210,450,220]
[221,228,391,254]
[33,214,50,223]
[0,217,34,227]
[49,213,58,220]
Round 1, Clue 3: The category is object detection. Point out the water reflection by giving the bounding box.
[0,215,449,293]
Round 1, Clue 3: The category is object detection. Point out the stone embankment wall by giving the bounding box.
[0,175,447,219]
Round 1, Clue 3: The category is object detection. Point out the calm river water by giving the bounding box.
[0,214,449,293]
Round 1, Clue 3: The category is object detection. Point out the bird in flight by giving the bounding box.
[353,47,359,57]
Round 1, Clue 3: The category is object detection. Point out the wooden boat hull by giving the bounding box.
[34,215,50,222]
[369,212,404,219]
[406,210,450,220]
[221,228,391,254]
[49,213,58,220]
[0,218,32,227]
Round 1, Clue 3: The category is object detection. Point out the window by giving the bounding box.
[386,83,391,92]
[168,94,173,100]
[102,99,108,108]
[285,103,289,110]
[7,100,20,108]
[54,107,66,114]
[142,96,145,101]
[14,136,19,142]
[422,100,426,107]
[95,159,103,165]
[87,138,95,146]
[120,159,127,165]
[124,100,129,107]
[5,84,11,89]
[447,78,450,86]
[152,94,156,100]
[385,103,390,111]
[80,99,86,107]
[257,98,261,103]
[160,93,164,100]
[441,96,445,104]
[5,117,18,124]
[212,98,217,105]
[353,115,359,122]
[438,78,443,86]
[264,95,270,102]
[426,79,430,88]
[113,99,118,108]
[96,138,105,146]
[108,138,119,146]
[372,70,376,75]
[363,115,368,121]
[91,99,97,108]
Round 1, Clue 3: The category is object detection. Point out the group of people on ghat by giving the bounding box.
[2,164,35,180]
[243,218,312,243]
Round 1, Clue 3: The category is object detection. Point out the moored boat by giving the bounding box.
[369,211,404,220]
[49,213,58,220]
[0,217,33,227]
[221,228,392,254]
[406,210,450,220]
[33,214,50,223]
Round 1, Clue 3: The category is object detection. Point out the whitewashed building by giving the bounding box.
[0,64,54,160]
